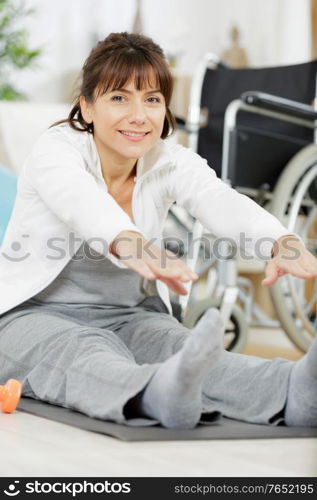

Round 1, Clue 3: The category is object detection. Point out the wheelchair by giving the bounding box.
[166,55,317,353]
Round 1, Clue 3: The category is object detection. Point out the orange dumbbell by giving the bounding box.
[0,379,22,413]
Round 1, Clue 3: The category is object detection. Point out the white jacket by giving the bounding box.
[0,123,292,315]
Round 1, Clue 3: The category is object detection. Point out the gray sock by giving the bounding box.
[285,335,317,427]
[137,308,224,429]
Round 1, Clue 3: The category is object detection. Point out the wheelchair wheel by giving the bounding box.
[269,144,317,352]
[182,296,248,353]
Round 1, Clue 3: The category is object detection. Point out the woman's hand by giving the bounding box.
[262,235,317,286]
[109,230,198,294]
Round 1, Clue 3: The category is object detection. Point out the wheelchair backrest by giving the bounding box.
[197,59,317,190]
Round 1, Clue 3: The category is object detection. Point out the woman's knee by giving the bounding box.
[119,316,190,364]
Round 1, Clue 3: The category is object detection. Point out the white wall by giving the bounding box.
[13,0,311,102]
[143,0,311,70]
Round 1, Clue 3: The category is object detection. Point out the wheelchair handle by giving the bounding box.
[241,91,317,122]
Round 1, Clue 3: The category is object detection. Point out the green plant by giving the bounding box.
[0,0,41,100]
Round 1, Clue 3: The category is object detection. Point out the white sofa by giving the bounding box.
[0,101,70,174]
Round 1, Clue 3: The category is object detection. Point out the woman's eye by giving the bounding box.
[147,96,160,103]
[111,95,125,102]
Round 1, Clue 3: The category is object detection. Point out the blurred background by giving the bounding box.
[1,0,313,106]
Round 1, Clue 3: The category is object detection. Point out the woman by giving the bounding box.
[0,32,316,429]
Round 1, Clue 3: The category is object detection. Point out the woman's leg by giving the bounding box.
[0,305,223,428]
[0,308,161,424]
[2,301,315,428]
[131,309,224,429]
[116,300,315,426]
[284,338,317,426]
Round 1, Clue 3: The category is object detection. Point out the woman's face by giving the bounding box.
[80,75,166,166]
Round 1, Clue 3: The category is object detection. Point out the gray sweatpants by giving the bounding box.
[0,296,293,426]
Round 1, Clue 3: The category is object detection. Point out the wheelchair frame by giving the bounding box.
[171,53,317,352]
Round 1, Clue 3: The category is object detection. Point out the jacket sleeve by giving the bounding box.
[23,129,143,257]
[168,146,296,260]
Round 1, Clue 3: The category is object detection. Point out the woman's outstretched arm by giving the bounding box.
[109,230,198,294]
[167,145,317,285]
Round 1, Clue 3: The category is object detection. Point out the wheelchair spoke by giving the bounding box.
[269,155,317,350]
[287,165,317,232]
[283,164,317,338]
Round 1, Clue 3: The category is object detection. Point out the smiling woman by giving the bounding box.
[52,32,175,209]
[0,32,317,431]
[79,79,166,188]
[54,32,175,138]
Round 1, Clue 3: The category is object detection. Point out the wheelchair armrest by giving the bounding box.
[174,115,200,133]
[175,115,187,130]
[241,91,317,121]
[175,114,208,134]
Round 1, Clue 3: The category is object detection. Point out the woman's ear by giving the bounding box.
[79,95,93,124]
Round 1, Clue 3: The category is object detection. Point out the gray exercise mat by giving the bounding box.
[18,397,317,441]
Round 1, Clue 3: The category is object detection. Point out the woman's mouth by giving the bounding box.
[119,130,150,142]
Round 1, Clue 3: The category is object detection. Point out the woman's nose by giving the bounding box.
[128,101,147,124]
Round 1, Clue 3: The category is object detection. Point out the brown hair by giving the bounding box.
[54,32,176,138]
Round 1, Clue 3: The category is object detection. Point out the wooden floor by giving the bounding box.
[1,326,316,477]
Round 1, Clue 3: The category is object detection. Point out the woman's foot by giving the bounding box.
[137,308,224,429]
[285,335,317,427]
